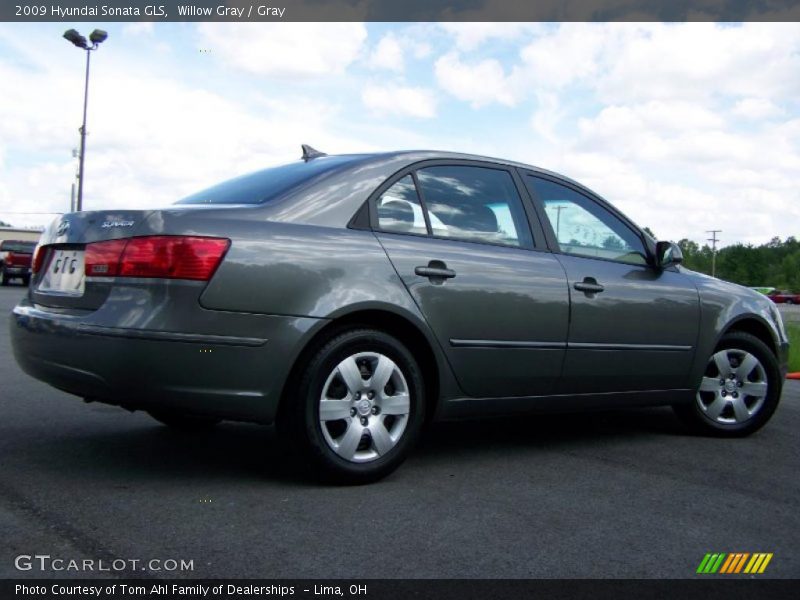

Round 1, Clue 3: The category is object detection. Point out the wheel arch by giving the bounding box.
[689,310,782,394]
[276,305,451,426]
[721,315,779,357]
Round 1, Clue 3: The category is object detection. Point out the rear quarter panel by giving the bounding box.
[195,219,464,406]
[198,222,415,318]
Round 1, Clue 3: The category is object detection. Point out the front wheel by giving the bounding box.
[282,328,425,484]
[674,331,781,436]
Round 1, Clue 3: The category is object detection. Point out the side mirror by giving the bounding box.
[656,241,683,269]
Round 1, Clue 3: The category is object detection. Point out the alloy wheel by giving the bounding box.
[696,348,768,425]
[318,351,411,463]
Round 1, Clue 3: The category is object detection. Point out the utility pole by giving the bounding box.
[707,229,721,278]
[554,205,568,241]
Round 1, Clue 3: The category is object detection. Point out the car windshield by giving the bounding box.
[1,241,36,253]
[175,155,364,205]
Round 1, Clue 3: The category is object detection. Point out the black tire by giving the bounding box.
[281,328,425,484]
[674,331,782,437]
[147,410,221,432]
[22,275,30,287]
[0,266,8,286]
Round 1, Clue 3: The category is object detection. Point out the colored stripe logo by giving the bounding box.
[697,553,773,574]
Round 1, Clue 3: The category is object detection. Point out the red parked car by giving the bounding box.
[0,239,36,286]
[767,289,800,304]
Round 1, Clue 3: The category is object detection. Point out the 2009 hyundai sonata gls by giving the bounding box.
[10,148,789,482]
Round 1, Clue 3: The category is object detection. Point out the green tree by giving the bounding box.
[602,235,624,250]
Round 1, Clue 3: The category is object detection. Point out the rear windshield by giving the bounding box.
[176,156,363,205]
[0,240,36,253]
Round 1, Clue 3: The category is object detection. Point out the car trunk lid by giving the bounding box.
[32,210,154,310]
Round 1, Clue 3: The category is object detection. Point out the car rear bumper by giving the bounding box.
[3,266,30,275]
[10,298,322,423]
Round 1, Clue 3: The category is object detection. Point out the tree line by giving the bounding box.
[675,236,800,291]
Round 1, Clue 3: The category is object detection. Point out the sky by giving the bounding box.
[0,21,798,247]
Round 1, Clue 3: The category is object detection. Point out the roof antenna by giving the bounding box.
[301,144,327,161]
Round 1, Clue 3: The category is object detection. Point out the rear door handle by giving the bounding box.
[415,261,456,282]
[573,278,604,294]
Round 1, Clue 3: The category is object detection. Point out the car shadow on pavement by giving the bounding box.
[25,419,314,485]
[420,406,686,453]
[20,406,687,485]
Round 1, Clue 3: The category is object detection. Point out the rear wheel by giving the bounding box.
[0,266,8,286]
[674,332,781,436]
[147,410,220,432]
[282,328,425,484]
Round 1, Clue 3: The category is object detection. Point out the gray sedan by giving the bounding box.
[9,148,790,482]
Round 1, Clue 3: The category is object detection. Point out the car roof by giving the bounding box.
[324,150,598,197]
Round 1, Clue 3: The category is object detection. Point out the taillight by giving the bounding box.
[84,236,230,281]
[32,246,46,273]
[85,239,127,276]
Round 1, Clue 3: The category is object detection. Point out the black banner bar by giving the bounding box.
[4,579,800,600]
[5,0,800,22]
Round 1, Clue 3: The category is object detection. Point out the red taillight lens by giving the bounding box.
[32,246,47,273]
[84,236,229,281]
[85,239,127,276]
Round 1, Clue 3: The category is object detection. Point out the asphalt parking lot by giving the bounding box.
[1,284,798,579]
[778,303,800,323]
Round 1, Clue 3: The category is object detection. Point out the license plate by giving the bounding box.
[38,249,85,296]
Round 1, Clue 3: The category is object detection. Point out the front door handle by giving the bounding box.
[573,278,604,294]
[415,260,456,283]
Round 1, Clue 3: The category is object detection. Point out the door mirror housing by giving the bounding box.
[656,241,683,269]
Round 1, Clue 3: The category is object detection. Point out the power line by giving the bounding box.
[0,211,64,215]
[707,229,721,278]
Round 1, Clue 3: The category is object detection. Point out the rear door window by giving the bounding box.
[375,175,428,235]
[415,165,533,248]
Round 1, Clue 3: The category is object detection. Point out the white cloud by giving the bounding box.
[362,83,436,119]
[451,22,800,107]
[575,101,727,163]
[518,23,605,89]
[1,22,798,248]
[439,23,538,51]
[434,52,517,108]
[0,50,365,226]
[196,23,367,78]
[122,22,154,37]
[368,33,404,73]
[594,23,800,103]
[411,42,432,59]
[530,92,564,144]
[731,98,784,120]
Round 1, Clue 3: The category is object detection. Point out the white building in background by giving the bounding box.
[0,227,44,244]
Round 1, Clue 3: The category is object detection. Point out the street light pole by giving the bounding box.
[63,28,108,212]
[76,47,91,212]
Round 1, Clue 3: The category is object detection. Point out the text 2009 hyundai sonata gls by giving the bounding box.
[10,148,790,482]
